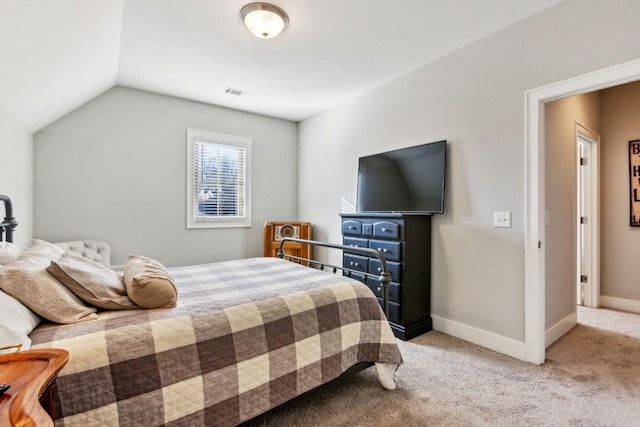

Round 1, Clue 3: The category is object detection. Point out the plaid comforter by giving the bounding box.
[30,257,402,426]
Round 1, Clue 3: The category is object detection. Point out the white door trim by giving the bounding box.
[575,123,600,308]
[524,58,640,364]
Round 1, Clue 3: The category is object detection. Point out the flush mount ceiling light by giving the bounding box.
[240,3,289,39]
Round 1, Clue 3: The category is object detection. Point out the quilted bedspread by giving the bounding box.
[30,257,402,426]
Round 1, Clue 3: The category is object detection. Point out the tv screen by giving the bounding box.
[357,140,446,214]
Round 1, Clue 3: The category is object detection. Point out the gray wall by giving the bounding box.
[34,87,298,266]
[544,92,600,327]
[298,0,640,342]
[0,102,33,247]
[600,81,640,301]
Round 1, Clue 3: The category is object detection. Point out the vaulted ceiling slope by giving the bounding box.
[0,0,565,133]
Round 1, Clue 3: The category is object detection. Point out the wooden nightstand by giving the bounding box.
[0,349,69,427]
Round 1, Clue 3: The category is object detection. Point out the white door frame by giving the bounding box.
[524,58,640,364]
[575,124,600,308]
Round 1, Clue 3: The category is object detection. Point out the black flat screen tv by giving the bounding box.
[356,140,446,214]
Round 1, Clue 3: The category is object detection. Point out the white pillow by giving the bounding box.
[0,289,41,352]
[0,242,28,265]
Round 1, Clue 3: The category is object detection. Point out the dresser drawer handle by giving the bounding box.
[350,262,360,268]
[377,248,388,253]
[349,226,357,230]
[377,267,382,272]
[381,227,387,232]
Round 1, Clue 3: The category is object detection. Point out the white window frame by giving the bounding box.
[187,128,252,228]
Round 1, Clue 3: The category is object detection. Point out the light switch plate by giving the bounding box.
[494,211,511,228]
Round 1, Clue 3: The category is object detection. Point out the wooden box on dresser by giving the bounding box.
[341,213,432,340]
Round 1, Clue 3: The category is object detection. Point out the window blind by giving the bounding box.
[193,140,246,220]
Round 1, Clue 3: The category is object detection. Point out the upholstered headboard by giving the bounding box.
[53,240,112,268]
[0,194,114,267]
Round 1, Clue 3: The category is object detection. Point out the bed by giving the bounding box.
[0,195,402,426]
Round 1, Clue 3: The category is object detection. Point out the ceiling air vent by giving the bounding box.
[224,87,250,97]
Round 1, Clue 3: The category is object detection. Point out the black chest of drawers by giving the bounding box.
[341,213,432,340]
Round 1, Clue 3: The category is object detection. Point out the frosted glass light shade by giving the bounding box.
[241,3,289,39]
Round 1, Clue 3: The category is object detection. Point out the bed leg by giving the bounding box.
[375,362,398,390]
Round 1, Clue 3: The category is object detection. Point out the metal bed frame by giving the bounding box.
[0,194,392,316]
[277,237,392,316]
[0,195,18,243]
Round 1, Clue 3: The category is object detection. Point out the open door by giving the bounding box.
[576,124,600,308]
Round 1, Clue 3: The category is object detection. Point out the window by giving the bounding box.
[187,129,251,228]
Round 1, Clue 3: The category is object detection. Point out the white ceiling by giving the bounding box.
[0,0,565,133]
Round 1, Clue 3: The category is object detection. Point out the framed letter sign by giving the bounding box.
[630,140,640,226]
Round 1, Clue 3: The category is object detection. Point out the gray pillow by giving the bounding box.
[48,253,139,310]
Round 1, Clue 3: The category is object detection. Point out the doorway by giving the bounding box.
[576,124,600,308]
[524,58,640,364]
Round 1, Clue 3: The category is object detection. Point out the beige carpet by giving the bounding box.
[243,307,640,426]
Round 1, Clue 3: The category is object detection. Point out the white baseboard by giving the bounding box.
[600,295,640,313]
[431,315,526,361]
[545,312,576,348]
[432,298,640,363]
